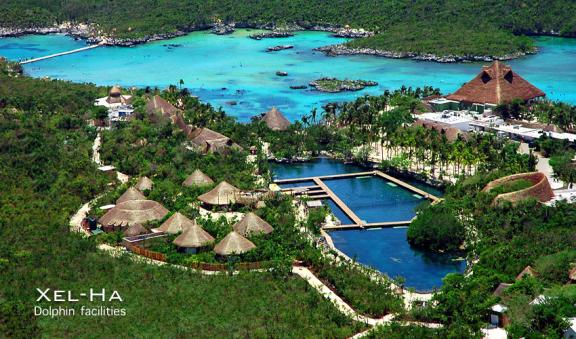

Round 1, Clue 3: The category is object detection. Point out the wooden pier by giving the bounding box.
[275,170,440,230]
[19,43,104,65]
[323,220,413,230]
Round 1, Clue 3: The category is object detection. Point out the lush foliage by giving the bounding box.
[347,23,535,57]
[0,62,368,337]
[2,1,576,57]
[407,203,465,253]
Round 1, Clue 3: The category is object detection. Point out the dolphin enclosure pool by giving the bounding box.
[271,158,465,291]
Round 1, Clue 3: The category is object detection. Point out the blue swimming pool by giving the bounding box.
[272,157,466,291]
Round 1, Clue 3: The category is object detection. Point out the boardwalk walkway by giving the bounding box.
[275,170,440,229]
[19,43,103,65]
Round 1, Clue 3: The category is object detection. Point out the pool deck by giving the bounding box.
[275,170,440,230]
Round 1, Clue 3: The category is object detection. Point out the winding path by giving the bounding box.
[69,132,444,336]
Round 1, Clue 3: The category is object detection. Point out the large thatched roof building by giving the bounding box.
[135,176,154,191]
[214,231,256,256]
[262,107,290,131]
[155,212,195,234]
[173,221,215,253]
[99,200,169,228]
[447,61,545,105]
[233,212,274,237]
[198,181,241,206]
[182,169,214,187]
[116,187,147,204]
[188,127,242,155]
[145,95,181,118]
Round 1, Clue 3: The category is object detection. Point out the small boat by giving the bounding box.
[276,71,288,76]
[290,85,307,89]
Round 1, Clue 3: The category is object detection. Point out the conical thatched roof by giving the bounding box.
[233,212,274,237]
[262,107,290,131]
[135,176,153,191]
[99,200,169,227]
[182,169,214,187]
[124,223,148,237]
[156,212,196,234]
[173,221,215,248]
[198,181,240,206]
[116,187,146,204]
[214,231,256,256]
[109,85,122,96]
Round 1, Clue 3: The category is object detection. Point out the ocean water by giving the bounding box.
[271,158,463,291]
[1,31,575,121]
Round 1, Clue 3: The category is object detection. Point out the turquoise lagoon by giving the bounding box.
[1,30,576,121]
[272,158,464,291]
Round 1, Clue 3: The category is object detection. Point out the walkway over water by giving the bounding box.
[276,170,439,230]
[19,43,103,64]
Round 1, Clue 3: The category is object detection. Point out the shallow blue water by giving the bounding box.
[271,158,463,291]
[1,31,576,121]
[329,228,466,291]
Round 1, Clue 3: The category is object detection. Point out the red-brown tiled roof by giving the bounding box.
[447,61,545,105]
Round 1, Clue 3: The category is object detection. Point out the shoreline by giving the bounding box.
[0,23,548,63]
[315,44,537,64]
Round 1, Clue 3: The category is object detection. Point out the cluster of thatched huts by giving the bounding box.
[97,171,274,256]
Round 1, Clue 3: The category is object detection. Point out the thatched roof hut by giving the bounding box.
[233,212,274,237]
[213,231,256,256]
[124,223,149,237]
[116,187,146,204]
[182,169,214,187]
[145,95,181,118]
[188,127,242,155]
[262,107,291,131]
[446,61,545,105]
[155,212,195,234]
[173,221,215,249]
[135,176,153,191]
[99,200,169,227]
[106,85,132,105]
[198,181,240,206]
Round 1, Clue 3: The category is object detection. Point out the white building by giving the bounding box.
[94,85,134,123]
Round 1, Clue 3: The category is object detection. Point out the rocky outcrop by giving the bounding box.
[266,45,294,52]
[211,22,235,35]
[333,28,374,38]
[249,31,294,40]
[309,77,378,93]
[316,44,536,63]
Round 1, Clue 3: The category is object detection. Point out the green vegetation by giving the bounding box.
[489,178,533,195]
[2,1,576,57]
[407,203,465,253]
[346,23,535,57]
[496,99,576,130]
[407,168,576,336]
[0,60,369,337]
